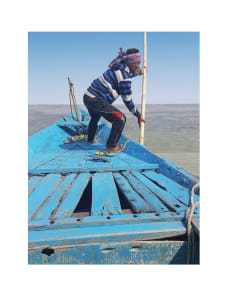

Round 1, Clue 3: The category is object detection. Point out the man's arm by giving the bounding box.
[115,69,145,125]
[118,78,141,118]
[121,92,146,126]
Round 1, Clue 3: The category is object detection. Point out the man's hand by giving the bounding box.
[138,116,146,127]
[140,66,147,75]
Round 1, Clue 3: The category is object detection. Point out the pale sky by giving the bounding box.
[28,32,199,104]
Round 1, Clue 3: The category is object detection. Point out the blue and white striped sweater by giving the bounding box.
[87,63,141,118]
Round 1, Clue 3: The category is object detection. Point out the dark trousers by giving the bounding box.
[83,94,126,147]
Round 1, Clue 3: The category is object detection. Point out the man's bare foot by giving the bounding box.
[106,144,123,152]
[87,139,100,144]
[63,138,72,144]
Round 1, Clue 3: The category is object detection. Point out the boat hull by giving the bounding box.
[28,110,200,264]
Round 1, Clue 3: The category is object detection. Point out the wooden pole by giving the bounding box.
[139,32,147,145]
[68,77,80,121]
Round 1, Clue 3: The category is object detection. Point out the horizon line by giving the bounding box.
[28,103,200,105]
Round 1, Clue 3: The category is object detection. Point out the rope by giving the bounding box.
[71,134,87,141]
[117,139,130,152]
[186,183,200,264]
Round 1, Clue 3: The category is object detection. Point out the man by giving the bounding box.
[83,48,146,152]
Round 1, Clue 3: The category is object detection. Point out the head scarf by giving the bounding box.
[108,48,142,68]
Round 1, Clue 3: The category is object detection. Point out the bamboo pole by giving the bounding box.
[139,32,147,145]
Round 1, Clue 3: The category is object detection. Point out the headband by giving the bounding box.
[108,48,142,67]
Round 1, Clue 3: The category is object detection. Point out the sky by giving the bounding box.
[28,32,199,104]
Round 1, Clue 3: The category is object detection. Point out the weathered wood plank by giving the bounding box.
[28,220,186,247]
[113,172,153,213]
[28,163,159,175]
[35,150,83,174]
[29,134,159,176]
[28,240,188,264]
[131,171,188,212]
[28,174,61,220]
[28,144,82,172]
[53,173,92,220]
[91,172,122,216]
[143,170,200,210]
[121,171,169,213]
[28,175,44,195]
[32,174,76,221]
[29,123,73,158]
[29,211,185,229]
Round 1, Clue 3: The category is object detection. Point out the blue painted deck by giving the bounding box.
[28,109,200,264]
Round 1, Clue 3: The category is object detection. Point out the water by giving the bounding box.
[28,104,199,177]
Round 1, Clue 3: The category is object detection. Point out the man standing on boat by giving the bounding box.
[83,48,146,152]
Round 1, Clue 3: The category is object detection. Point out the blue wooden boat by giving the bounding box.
[28,109,200,264]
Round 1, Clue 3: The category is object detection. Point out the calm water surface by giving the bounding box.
[28,104,199,177]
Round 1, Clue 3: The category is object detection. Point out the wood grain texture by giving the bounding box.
[53,173,92,220]
[113,172,153,213]
[91,172,122,216]
[29,211,185,229]
[28,176,44,195]
[29,162,159,175]
[28,240,188,264]
[143,170,199,211]
[28,220,186,248]
[121,171,169,213]
[32,174,76,221]
[29,174,61,220]
[131,171,188,212]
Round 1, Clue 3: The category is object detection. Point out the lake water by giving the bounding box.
[28,104,199,177]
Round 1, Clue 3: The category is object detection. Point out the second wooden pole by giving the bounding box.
[139,32,147,145]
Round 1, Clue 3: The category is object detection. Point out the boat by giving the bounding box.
[28,109,200,264]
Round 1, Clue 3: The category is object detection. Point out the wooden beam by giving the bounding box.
[29,211,185,229]
[131,171,188,212]
[31,174,75,221]
[28,163,159,175]
[54,173,92,220]
[29,174,61,220]
[28,240,188,264]
[28,176,44,195]
[28,220,186,248]
[91,172,122,216]
[122,171,169,213]
[143,170,200,211]
[113,172,153,213]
